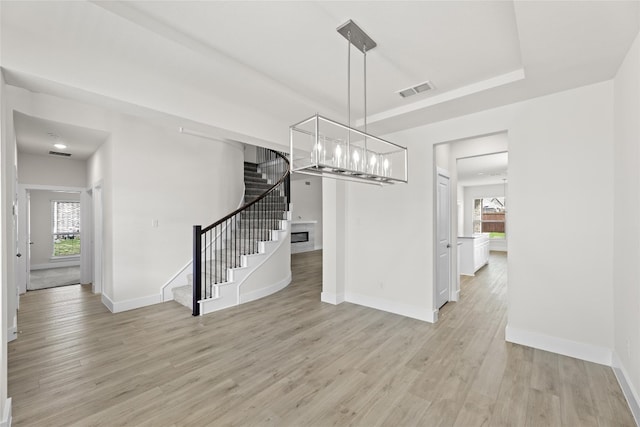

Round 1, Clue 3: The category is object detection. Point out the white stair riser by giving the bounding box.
[170,168,291,314]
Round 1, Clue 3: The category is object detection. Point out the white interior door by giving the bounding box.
[16,186,29,295]
[436,170,451,309]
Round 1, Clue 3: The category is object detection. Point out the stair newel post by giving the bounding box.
[236,214,239,268]
[225,218,229,281]
[218,223,221,285]
[285,168,290,209]
[192,225,202,316]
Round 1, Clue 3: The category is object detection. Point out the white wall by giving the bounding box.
[322,179,347,305]
[244,144,257,164]
[239,233,292,300]
[17,152,86,188]
[28,190,81,267]
[7,85,245,311]
[291,175,323,250]
[0,57,11,427]
[102,115,244,307]
[434,143,450,170]
[331,81,615,363]
[1,85,18,352]
[457,185,464,235]
[613,29,640,419]
[341,140,437,322]
[87,139,112,297]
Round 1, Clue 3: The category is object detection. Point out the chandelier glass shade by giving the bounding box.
[288,20,408,185]
[289,114,407,184]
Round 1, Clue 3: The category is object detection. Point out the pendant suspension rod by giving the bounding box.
[347,31,351,131]
[364,44,367,136]
[347,30,351,151]
[363,44,368,169]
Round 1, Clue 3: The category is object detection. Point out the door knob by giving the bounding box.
[16,253,21,258]
[446,244,451,248]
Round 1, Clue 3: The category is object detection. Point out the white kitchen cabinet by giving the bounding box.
[458,234,490,276]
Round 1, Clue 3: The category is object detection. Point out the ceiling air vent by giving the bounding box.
[397,80,434,98]
[49,150,71,157]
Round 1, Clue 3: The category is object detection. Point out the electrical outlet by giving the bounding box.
[152,219,159,228]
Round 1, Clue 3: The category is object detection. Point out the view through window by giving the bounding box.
[473,197,506,239]
[52,201,81,256]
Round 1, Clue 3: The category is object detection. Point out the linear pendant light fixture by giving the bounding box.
[289,19,408,185]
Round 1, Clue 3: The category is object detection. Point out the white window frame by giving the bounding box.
[51,199,81,258]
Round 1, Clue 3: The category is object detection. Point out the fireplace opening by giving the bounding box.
[291,231,309,243]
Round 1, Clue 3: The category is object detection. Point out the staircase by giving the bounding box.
[172,151,290,315]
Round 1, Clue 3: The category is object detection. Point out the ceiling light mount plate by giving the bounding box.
[337,20,377,53]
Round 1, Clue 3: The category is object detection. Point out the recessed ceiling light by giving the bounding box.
[54,143,67,149]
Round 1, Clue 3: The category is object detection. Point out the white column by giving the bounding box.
[321,178,347,304]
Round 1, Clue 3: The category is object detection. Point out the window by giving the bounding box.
[473,197,506,239]
[52,201,81,257]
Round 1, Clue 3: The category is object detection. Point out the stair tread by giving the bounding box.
[174,159,288,313]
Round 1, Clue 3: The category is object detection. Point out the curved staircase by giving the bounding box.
[172,149,290,315]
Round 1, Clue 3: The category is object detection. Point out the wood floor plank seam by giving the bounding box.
[8,250,635,426]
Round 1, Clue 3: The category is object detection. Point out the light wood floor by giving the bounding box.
[9,251,635,426]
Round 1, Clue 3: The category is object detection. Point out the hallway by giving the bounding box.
[8,251,634,426]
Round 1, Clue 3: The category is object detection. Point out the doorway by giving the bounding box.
[17,184,94,294]
[433,132,509,318]
[27,189,81,290]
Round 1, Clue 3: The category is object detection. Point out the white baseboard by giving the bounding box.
[612,352,640,426]
[345,291,436,323]
[321,291,345,305]
[101,294,115,312]
[31,260,80,270]
[7,325,17,343]
[101,293,162,313]
[239,272,292,304]
[1,398,11,427]
[505,325,612,365]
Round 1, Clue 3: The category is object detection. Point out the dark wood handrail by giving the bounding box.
[192,148,290,316]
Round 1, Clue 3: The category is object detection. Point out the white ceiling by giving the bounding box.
[457,152,508,187]
[121,1,523,117]
[14,112,109,160]
[1,1,639,151]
